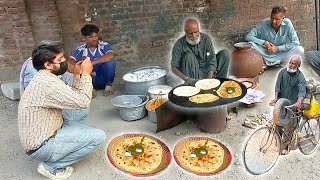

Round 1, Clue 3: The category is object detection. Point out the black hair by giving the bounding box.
[80,24,99,36]
[32,44,63,70]
[271,6,287,15]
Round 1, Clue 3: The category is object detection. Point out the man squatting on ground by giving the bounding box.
[18,44,106,179]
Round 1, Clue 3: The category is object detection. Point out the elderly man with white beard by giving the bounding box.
[269,55,306,109]
[171,18,230,82]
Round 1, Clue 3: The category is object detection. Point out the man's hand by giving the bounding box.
[268,43,279,53]
[269,98,278,106]
[184,77,196,84]
[81,57,93,75]
[264,41,272,50]
[73,61,82,76]
[293,101,302,110]
[67,58,77,73]
[294,97,304,110]
[206,70,215,79]
[264,41,279,54]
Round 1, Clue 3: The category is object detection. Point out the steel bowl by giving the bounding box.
[111,95,149,121]
[148,85,172,100]
[123,66,167,95]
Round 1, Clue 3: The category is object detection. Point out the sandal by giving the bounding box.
[104,85,114,96]
[259,65,268,75]
[242,119,258,129]
[92,89,97,99]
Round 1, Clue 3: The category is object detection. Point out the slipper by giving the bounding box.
[242,119,258,129]
[92,89,97,99]
[259,65,268,75]
[104,85,114,96]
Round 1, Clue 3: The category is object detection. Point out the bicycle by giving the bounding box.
[242,98,320,175]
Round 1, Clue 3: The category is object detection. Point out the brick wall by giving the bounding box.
[0,0,34,80]
[55,0,316,62]
[0,0,317,81]
[25,0,63,45]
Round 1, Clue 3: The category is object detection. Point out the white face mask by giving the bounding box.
[186,35,201,45]
[287,66,297,73]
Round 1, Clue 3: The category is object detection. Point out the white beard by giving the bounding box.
[287,67,297,73]
[186,35,201,45]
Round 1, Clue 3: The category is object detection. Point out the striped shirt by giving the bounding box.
[18,70,92,151]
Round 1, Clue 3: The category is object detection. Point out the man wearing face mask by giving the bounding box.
[19,41,74,95]
[269,55,306,109]
[245,6,304,73]
[171,18,230,82]
[18,45,106,179]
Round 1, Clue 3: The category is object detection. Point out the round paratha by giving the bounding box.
[189,94,219,104]
[174,137,232,176]
[216,81,242,98]
[173,86,200,97]
[107,134,171,176]
[195,79,221,90]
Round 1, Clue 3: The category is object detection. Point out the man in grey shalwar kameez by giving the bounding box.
[269,55,306,110]
[171,18,230,82]
[246,6,304,68]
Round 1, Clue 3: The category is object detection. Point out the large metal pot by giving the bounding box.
[111,95,149,121]
[123,66,167,95]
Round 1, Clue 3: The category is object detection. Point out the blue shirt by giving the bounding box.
[245,18,300,63]
[70,40,113,62]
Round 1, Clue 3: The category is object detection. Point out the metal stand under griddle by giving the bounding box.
[195,105,227,133]
[156,102,227,134]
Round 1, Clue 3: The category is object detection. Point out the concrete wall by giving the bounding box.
[0,0,317,81]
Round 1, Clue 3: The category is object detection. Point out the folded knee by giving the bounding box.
[94,129,106,145]
[293,46,304,54]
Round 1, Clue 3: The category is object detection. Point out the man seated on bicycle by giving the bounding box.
[269,55,306,110]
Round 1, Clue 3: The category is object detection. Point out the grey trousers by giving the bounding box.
[180,49,230,79]
[306,51,320,77]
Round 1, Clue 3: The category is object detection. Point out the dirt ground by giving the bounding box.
[1,60,320,180]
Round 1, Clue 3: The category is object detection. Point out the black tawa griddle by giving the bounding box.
[168,78,247,108]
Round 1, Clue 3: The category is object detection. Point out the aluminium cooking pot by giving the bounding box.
[111,95,149,121]
[123,66,167,95]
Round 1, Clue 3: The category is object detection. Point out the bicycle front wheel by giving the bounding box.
[243,127,281,175]
[298,118,320,155]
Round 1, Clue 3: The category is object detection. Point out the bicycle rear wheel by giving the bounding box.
[298,118,320,155]
[243,127,281,175]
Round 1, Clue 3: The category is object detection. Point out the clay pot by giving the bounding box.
[230,42,263,78]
